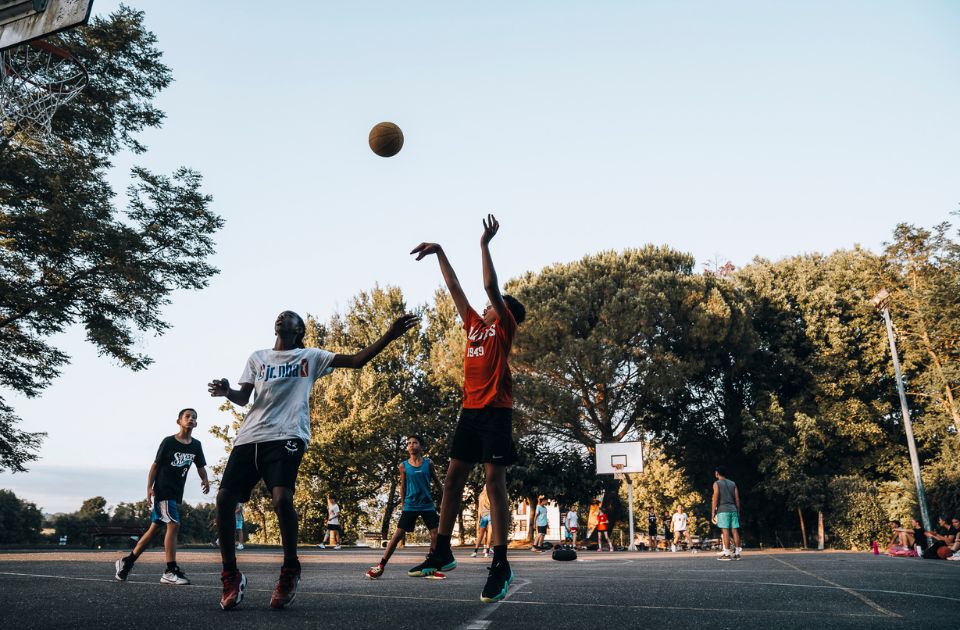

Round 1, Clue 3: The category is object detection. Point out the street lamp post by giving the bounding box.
[871,289,933,543]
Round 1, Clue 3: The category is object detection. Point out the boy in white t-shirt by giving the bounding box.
[318,495,341,548]
[208,310,417,611]
[671,505,692,552]
[565,508,580,548]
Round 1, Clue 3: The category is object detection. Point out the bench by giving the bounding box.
[87,525,148,548]
[362,530,388,548]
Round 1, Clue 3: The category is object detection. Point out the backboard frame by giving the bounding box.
[0,0,94,52]
[595,441,644,475]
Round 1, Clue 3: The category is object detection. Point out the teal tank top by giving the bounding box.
[403,458,434,511]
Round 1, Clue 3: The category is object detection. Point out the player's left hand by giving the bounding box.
[386,314,419,340]
[481,213,499,245]
[201,480,210,495]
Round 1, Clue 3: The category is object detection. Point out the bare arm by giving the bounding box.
[480,214,509,321]
[146,463,158,504]
[410,243,471,323]
[197,466,210,494]
[330,314,419,369]
[207,379,254,406]
[711,482,719,518]
[399,464,406,504]
[734,487,741,513]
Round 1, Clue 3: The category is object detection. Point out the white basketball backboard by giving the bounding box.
[595,441,644,475]
[0,1,94,52]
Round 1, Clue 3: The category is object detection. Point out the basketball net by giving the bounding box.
[613,463,626,481]
[1,40,87,140]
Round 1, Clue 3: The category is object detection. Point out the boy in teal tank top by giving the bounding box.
[366,435,442,579]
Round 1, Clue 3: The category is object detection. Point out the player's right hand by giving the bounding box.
[146,488,154,506]
[208,378,230,397]
[410,242,442,260]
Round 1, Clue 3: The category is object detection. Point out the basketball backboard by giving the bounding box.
[0,0,93,51]
[595,441,644,475]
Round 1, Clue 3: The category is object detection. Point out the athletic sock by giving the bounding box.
[378,558,387,568]
[166,561,177,572]
[282,557,301,570]
[436,534,452,554]
[223,559,238,573]
[492,545,508,565]
[123,553,138,564]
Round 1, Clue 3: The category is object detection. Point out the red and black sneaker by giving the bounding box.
[220,570,246,610]
[271,566,301,609]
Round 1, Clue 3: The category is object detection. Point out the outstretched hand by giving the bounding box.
[481,213,499,245]
[386,314,420,341]
[207,378,230,397]
[410,242,442,260]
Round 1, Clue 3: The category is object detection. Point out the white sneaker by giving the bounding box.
[317,544,326,549]
[334,545,341,550]
[718,551,732,561]
[160,567,190,585]
[471,551,479,558]
[671,544,677,553]
[734,546,742,558]
[236,544,244,551]
[947,552,960,561]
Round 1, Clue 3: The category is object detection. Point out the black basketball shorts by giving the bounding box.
[449,407,517,465]
[397,509,440,532]
[221,438,306,502]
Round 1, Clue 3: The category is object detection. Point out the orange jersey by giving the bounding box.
[597,513,609,531]
[462,306,517,409]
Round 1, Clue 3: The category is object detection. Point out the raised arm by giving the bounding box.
[207,379,254,406]
[410,242,471,322]
[480,214,509,321]
[331,314,419,369]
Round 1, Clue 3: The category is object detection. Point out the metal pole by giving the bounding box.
[627,475,636,551]
[881,306,933,541]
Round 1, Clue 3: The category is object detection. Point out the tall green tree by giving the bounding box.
[738,249,906,544]
[301,286,452,542]
[883,214,960,453]
[506,246,755,525]
[0,489,43,544]
[0,6,223,472]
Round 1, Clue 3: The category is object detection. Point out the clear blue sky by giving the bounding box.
[2,0,958,513]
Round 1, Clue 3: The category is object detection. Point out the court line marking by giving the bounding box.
[764,554,900,618]
[459,577,531,630]
[0,571,891,619]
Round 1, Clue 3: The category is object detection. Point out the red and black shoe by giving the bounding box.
[220,570,246,610]
[271,566,301,609]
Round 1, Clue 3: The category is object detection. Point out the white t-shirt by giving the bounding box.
[672,511,688,532]
[328,503,340,525]
[234,347,335,446]
[565,511,579,529]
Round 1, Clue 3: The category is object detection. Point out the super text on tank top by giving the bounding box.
[462,307,517,409]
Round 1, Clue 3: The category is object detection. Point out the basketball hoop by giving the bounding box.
[1,39,88,139]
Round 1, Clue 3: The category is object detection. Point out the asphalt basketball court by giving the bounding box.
[0,547,957,629]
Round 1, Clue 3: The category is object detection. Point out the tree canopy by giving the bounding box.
[0,6,222,471]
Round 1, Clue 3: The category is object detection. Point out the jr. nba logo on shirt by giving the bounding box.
[257,358,310,382]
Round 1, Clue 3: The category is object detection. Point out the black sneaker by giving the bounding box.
[480,562,513,603]
[115,558,133,581]
[407,549,457,577]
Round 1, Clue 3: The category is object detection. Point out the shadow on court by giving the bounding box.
[0,549,957,629]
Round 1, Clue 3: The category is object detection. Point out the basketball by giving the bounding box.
[368,122,404,157]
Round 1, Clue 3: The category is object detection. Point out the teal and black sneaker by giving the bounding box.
[480,562,513,603]
[407,549,457,577]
